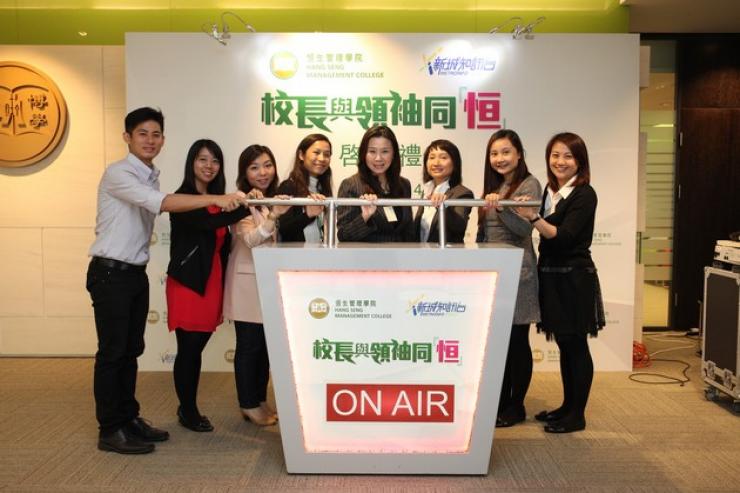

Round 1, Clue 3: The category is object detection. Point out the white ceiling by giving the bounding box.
[622,0,740,32]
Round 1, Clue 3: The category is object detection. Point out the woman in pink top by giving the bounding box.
[223,145,290,426]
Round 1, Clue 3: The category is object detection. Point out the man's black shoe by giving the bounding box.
[98,429,155,454]
[123,417,170,442]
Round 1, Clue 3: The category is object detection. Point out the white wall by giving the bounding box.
[0,46,126,355]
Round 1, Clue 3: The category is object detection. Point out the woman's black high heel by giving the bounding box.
[534,408,568,423]
[543,415,586,433]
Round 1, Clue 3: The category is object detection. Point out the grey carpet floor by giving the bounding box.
[2,333,739,492]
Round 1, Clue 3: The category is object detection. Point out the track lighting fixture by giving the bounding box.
[202,11,256,46]
[489,16,546,40]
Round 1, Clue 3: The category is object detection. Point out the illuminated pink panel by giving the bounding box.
[278,271,497,454]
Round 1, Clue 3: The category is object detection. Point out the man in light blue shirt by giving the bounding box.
[87,107,244,454]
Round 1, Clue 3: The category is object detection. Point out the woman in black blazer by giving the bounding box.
[413,139,473,244]
[516,132,605,433]
[166,139,248,432]
[337,125,414,243]
[276,134,333,243]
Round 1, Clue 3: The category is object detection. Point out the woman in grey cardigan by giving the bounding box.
[478,129,542,428]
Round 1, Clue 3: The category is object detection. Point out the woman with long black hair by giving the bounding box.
[165,139,248,432]
[276,134,333,243]
[478,129,541,428]
[337,125,414,243]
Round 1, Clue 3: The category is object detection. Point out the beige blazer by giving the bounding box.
[223,207,276,323]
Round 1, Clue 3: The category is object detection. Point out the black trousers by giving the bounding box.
[498,324,533,414]
[554,333,594,419]
[234,321,270,409]
[86,260,149,435]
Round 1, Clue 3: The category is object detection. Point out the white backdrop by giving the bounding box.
[126,33,638,371]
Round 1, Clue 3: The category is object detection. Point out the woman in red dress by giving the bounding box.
[166,139,248,432]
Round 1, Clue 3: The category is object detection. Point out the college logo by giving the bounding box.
[224,349,235,363]
[0,61,68,168]
[270,51,299,80]
[308,298,330,319]
[532,348,544,363]
[326,383,454,422]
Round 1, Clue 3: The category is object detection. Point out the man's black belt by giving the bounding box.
[91,256,146,272]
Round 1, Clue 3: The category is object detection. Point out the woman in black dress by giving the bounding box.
[516,132,605,433]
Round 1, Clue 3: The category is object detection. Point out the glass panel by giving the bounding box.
[639,39,676,329]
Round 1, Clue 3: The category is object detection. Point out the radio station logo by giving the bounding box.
[159,349,176,364]
[420,47,497,77]
[270,51,299,80]
[407,295,466,317]
[326,383,454,422]
[0,61,68,168]
[308,298,330,319]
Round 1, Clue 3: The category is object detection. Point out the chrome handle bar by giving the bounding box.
[243,198,540,248]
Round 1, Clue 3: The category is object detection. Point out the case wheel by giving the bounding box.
[705,387,719,401]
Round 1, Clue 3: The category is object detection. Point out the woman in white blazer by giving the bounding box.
[223,144,290,426]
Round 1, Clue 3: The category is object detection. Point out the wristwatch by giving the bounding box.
[529,214,541,224]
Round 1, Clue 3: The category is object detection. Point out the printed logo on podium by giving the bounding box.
[0,61,68,168]
[308,298,330,319]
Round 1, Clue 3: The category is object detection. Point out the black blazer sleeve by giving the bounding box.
[549,185,597,250]
[442,185,473,243]
[415,184,473,243]
[276,179,314,241]
[337,175,414,243]
[170,206,248,231]
[337,175,377,242]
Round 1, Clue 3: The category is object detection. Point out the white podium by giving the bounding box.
[254,243,523,474]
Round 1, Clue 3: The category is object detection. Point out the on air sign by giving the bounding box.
[327,383,454,422]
